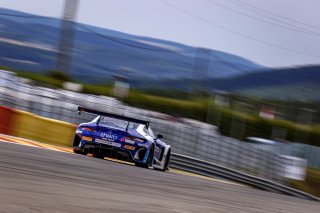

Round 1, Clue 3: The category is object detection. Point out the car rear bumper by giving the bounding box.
[74,141,149,163]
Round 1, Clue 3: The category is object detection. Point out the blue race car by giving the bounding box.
[72,107,171,171]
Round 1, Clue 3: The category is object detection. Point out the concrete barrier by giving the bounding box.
[11,109,76,147]
[0,106,15,135]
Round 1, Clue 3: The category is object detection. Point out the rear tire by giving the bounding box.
[135,146,154,168]
[164,149,171,171]
[73,148,84,155]
[157,149,171,172]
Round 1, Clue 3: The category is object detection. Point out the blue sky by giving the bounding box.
[0,0,319,68]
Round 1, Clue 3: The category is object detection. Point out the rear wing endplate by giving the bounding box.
[77,106,150,128]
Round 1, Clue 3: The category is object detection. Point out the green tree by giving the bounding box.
[47,70,71,82]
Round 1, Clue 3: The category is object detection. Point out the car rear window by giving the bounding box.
[98,116,140,130]
[98,116,128,129]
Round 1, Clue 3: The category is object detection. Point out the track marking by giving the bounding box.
[0,134,244,186]
[0,134,134,167]
[170,169,245,186]
[0,134,72,153]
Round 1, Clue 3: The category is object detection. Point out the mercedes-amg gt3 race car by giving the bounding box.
[72,107,171,171]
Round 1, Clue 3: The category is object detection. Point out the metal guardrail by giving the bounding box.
[170,153,320,202]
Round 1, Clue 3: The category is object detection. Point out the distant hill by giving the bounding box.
[147,65,320,101]
[230,65,320,101]
[0,8,265,83]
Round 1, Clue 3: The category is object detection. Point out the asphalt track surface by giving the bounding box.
[0,142,319,213]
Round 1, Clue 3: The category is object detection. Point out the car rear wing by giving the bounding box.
[77,106,150,128]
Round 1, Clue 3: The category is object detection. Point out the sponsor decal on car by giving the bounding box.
[124,138,135,144]
[81,136,92,141]
[99,133,118,141]
[123,145,136,150]
[95,138,121,147]
[137,143,149,148]
[121,137,142,144]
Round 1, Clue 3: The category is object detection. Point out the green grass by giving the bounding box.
[82,84,113,96]
[239,84,320,102]
[124,90,208,121]
[289,168,320,197]
[16,72,64,87]
[15,71,114,96]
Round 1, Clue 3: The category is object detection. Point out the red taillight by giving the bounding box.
[81,127,96,132]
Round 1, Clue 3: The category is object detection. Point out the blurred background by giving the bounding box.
[0,0,320,197]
